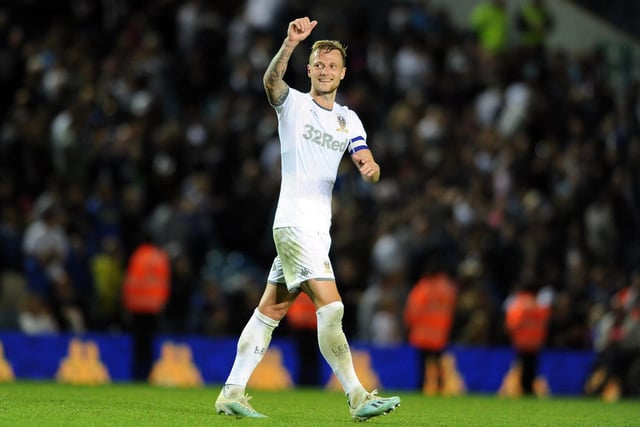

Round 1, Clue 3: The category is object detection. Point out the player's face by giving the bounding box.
[307,49,346,95]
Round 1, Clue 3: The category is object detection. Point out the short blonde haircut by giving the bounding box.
[309,40,347,66]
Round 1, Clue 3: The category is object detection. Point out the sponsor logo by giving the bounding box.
[302,124,348,152]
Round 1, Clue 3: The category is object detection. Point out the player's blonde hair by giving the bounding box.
[309,40,347,66]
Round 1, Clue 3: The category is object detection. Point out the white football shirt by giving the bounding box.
[271,88,368,231]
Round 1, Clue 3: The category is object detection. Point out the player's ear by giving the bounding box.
[340,67,346,80]
[307,64,312,77]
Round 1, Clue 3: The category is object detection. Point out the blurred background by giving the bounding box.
[0,0,638,395]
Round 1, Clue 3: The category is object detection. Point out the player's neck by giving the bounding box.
[310,90,336,110]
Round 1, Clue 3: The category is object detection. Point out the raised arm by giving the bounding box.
[263,17,317,106]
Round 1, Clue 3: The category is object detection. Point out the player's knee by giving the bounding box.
[316,301,344,326]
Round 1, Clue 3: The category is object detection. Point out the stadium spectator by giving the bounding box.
[451,257,501,346]
[358,220,410,344]
[514,0,554,52]
[89,236,124,330]
[163,251,198,334]
[586,271,640,400]
[545,290,591,350]
[358,271,408,344]
[18,292,58,335]
[470,0,509,55]
[370,294,405,346]
[22,203,69,299]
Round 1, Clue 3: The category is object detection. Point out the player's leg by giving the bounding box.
[224,283,295,389]
[216,266,298,418]
[303,279,401,421]
[302,278,364,396]
[272,226,399,419]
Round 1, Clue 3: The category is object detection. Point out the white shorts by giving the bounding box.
[267,227,335,292]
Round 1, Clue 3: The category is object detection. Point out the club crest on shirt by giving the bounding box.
[336,114,348,132]
[324,261,332,273]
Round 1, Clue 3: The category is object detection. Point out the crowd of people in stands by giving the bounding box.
[0,0,638,379]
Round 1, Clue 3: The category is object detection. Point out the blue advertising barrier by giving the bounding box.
[0,331,132,381]
[0,332,595,395]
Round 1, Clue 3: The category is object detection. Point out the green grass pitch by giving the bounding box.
[0,382,637,426]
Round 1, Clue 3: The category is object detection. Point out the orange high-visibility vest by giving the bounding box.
[123,244,170,314]
[287,293,317,330]
[404,273,457,351]
[505,291,550,352]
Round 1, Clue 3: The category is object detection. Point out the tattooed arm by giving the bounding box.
[263,17,317,106]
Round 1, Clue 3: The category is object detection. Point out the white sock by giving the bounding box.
[224,308,279,396]
[316,301,366,402]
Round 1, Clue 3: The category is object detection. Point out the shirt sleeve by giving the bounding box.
[347,109,368,155]
[274,87,298,120]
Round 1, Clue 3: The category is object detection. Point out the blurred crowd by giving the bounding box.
[0,0,639,360]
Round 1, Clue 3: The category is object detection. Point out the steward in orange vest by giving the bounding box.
[505,288,550,353]
[122,239,170,380]
[404,266,457,393]
[287,292,317,330]
[504,283,550,395]
[123,243,170,314]
[405,272,457,351]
